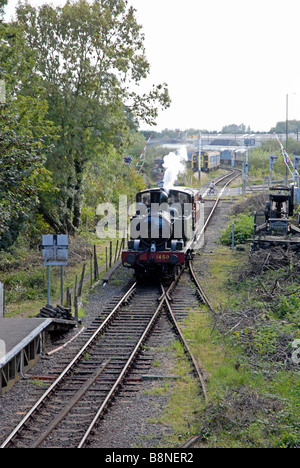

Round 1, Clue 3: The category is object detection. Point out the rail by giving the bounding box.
[161,283,208,403]
[1,282,137,448]
[188,260,214,312]
[1,170,239,448]
[78,286,169,448]
[197,168,241,249]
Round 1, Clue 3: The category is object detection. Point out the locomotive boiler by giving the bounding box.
[122,187,204,280]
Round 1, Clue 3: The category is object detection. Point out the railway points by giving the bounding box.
[2,0,300,448]
[0,169,240,448]
[1,267,213,448]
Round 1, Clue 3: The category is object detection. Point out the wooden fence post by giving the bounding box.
[109,241,112,268]
[94,245,99,280]
[117,241,121,260]
[78,263,86,297]
[74,295,78,322]
[114,240,119,263]
[90,257,93,287]
[66,287,72,309]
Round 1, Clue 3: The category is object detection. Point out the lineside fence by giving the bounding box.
[68,238,126,320]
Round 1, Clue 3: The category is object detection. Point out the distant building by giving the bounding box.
[209,139,240,147]
[209,139,240,160]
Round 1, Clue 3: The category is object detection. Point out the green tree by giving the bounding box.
[15,0,171,234]
[221,123,250,134]
[82,141,145,221]
[0,0,7,17]
[0,16,57,249]
[271,120,300,135]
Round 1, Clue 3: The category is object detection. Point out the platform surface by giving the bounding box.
[0,318,52,367]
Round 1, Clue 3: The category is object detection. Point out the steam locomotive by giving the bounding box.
[122,187,204,280]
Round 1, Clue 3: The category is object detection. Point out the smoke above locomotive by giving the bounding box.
[162,147,188,192]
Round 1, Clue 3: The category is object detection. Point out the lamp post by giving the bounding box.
[286,93,289,152]
[286,94,289,184]
[198,132,202,183]
[286,93,296,184]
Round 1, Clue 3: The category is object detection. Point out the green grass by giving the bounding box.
[199,246,249,309]
[147,341,204,445]
[1,234,121,317]
[192,247,300,447]
[146,243,300,448]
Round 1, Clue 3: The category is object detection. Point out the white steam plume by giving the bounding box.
[163,146,188,192]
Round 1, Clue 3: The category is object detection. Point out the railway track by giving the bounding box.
[200,168,241,245]
[1,169,238,449]
[1,282,167,448]
[1,274,210,448]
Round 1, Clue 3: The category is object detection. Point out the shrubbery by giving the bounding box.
[220,213,254,246]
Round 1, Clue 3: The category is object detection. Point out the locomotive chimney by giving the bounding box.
[150,189,168,206]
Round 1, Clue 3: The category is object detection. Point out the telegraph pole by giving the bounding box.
[198,132,202,183]
[286,94,289,184]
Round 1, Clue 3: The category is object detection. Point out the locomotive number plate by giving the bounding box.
[155,254,170,261]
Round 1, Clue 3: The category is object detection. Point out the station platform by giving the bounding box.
[0,318,52,395]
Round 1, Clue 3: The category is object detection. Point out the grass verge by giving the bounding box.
[0,233,121,318]
[148,245,300,448]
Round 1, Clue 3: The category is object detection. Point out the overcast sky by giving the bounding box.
[5,0,300,132]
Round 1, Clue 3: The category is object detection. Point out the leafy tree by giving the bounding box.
[271,120,300,135]
[221,123,250,134]
[82,141,145,221]
[0,15,57,249]
[15,0,171,234]
[0,0,7,17]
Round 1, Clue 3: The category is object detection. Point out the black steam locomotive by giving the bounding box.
[122,187,204,280]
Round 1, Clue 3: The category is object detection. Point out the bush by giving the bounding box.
[275,294,300,322]
[220,213,254,246]
[4,268,48,302]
